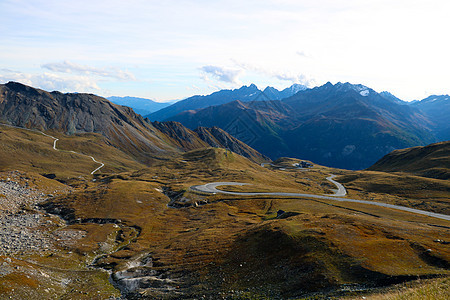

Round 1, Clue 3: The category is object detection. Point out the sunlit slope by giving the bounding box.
[38,148,449,298]
[368,141,450,180]
[0,125,145,179]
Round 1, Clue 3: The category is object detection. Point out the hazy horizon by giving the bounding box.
[1,0,449,101]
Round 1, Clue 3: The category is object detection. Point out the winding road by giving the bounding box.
[1,123,104,175]
[191,177,450,221]
[326,174,347,196]
[2,123,448,221]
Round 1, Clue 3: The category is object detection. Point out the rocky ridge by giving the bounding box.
[152,121,269,163]
[0,82,268,165]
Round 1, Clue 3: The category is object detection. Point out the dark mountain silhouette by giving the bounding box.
[147,83,305,121]
[168,82,436,169]
[170,100,297,159]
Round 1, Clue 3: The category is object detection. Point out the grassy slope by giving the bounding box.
[346,277,450,300]
[0,132,449,299]
[31,148,450,298]
[337,171,450,214]
[368,141,450,180]
[0,126,145,180]
[0,255,119,299]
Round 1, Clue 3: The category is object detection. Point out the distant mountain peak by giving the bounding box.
[107,96,171,116]
[148,83,304,121]
[334,82,370,93]
[238,83,259,91]
[379,91,404,103]
[288,83,308,92]
[421,95,450,103]
[411,94,450,140]
[307,82,389,100]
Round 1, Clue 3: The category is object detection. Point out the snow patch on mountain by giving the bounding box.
[360,90,369,96]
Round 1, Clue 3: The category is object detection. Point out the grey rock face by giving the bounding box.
[0,82,176,157]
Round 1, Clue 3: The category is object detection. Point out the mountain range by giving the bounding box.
[147,83,307,121]
[0,82,267,163]
[0,80,449,299]
[4,81,447,170]
[107,96,172,116]
[165,82,441,169]
[410,95,450,141]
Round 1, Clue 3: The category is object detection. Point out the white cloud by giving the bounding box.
[41,61,135,81]
[273,72,316,86]
[35,73,100,92]
[200,65,244,85]
[233,61,316,87]
[186,85,201,92]
[0,69,100,93]
[0,61,135,95]
[1,1,449,100]
[296,50,311,58]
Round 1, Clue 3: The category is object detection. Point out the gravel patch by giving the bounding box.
[53,229,87,247]
[0,180,46,216]
[0,171,73,256]
[0,212,52,256]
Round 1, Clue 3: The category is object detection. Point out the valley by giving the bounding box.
[0,125,449,299]
[0,83,448,299]
[0,0,450,300]
[3,1,450,299]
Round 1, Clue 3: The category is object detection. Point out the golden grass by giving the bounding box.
[0,256,119,299]
[338,171,450,214]
[1,144,449,298]
[369,141,450,180]
[32,149,449,297]
[351,277,450,300]
[0,126,145,180]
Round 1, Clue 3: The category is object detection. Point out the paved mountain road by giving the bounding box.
[0,124,104,175]
[191,178,450,221]
[326,174,347,197]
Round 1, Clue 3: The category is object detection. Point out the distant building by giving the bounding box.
[296,161,313,168]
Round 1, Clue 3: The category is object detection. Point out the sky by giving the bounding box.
[1,0,449,102]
